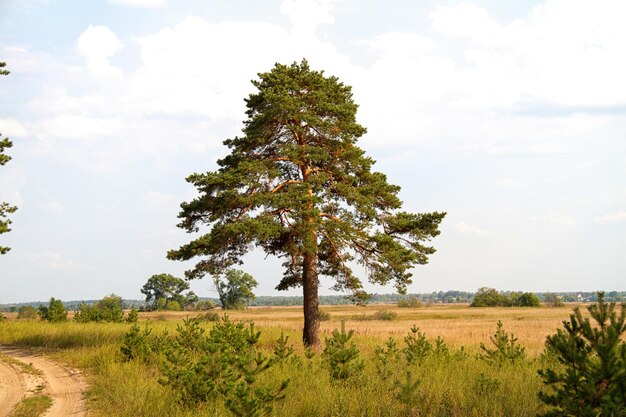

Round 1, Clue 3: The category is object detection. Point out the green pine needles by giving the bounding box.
[322,320,365,381]
[168,59,445,346]
[538,293,626,417]
[478,320,526,365]
[0,61,16,255]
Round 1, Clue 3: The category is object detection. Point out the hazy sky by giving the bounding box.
[1,0,624,303]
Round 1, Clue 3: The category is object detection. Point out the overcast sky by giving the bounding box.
[0,0,624,303]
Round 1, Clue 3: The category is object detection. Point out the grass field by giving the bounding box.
[0,303,586,417]
[140,303,578,355]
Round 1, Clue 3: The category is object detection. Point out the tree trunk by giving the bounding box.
[302,251,320,348]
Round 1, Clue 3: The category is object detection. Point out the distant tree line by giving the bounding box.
[470,288,541,307]
[2,290,625,312]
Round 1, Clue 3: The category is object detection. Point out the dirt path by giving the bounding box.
[0,346,88,417]
[0,358,23,417]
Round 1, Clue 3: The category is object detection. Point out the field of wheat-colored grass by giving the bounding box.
[137,303,584,355]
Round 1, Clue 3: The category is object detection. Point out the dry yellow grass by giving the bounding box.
[140,303,587,355]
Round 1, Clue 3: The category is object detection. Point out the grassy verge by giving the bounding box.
[7,395,53,417]
[0,306,572,417]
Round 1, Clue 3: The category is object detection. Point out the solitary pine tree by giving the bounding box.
[1,61,17,255]
[168,60,445,347]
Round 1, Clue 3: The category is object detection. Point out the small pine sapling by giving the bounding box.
[126,308,139,323]
[273,332,295,363]
[120,324,154,362]
[322,321,365,381]
[374,337,400,380]
[538,293,626,417]
[403,325,433,364]
[478,320,526,365]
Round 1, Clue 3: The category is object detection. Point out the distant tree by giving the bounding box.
[213,269,258,310]
[544,293,564,307]
[17,305,38,319]
[183,291,199,310]
[0,62,17,255]
[141,273,197,311]
[538,293,626,416]
[471,288,511,307]
[516,292,541,307]
[74,294,124,323]
[38,298,68,322]
[168,60,446,347]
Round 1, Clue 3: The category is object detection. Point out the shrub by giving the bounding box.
[193,311,220,322]
[516,292,541,307]
[319,310,331,321]
[273,332,295,363]
[372,310,397,321]
[0,312,5,322]
[398,297,422,308]
[322,321,364,381]
[471,288,512,307]
[17,305,38,320]
[374,337,400,380]
[403,325,432,363]
[160,317,288,415]
[538,293,626,417]
[126,308,139,323]
[194,300,216,311]
[38,298,67,322]
[478,320,526,365]
[120,323,155,362]
[165,300,182,311]
[74,294,124,323]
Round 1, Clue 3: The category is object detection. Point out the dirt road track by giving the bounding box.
[0,346,87,417]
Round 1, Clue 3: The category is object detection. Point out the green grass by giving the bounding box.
[8,395,53,417]
[0,352,43,376]
[0,317,549,417]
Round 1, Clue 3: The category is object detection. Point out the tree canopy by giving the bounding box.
[169,60,445,346]
[213,269,258,309]
[141,273,197,311]
[0,61,16,255]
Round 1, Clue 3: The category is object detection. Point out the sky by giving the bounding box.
[0,0,624,304]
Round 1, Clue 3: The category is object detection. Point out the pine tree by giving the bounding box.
[168,60,445,347]
[538,292,626,416]
[0,61,17,255]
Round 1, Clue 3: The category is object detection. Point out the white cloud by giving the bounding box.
[455,221,491,236]
[109,0,165,7]
[0,118,29,137]
[595,210,626,224]
[429,0,626,108]
[430,3,508,45]
[494,178,525,188]
[529,214,577,225]
[281,0,335,37]
[39,200,63,213]
[77,25,123,77]
[29,252,92,271]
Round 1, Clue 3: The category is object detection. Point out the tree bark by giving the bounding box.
[302,251,320,348]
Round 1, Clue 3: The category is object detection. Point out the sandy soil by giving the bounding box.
[0,346,87,417]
